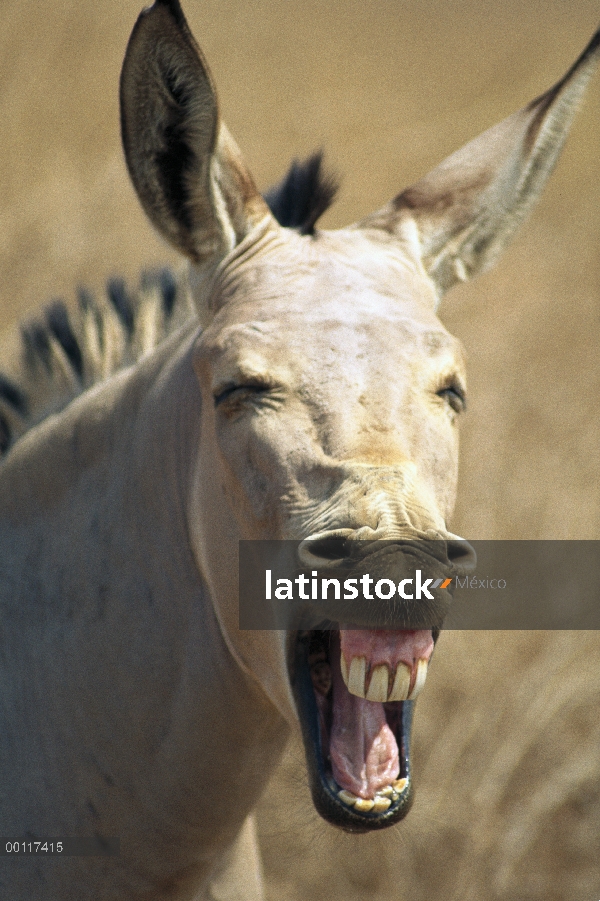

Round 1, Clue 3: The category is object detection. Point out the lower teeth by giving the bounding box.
[337,778,408,812]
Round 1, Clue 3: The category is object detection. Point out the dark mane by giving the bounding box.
[0,268,192,458]
[263,151,339,235]
[0,155,338,458]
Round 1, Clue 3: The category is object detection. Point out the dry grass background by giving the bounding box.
[1,1,600,899]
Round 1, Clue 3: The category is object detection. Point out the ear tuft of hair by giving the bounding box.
[263,151,339,235]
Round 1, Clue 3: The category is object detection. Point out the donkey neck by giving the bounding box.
[0,323,287,897]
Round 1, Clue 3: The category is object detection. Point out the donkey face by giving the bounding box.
[194,225,465,541]
[121,0,600,830]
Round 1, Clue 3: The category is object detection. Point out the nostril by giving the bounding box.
[298,530,354,568]
[308,537,349,560]
[446,535,477,573]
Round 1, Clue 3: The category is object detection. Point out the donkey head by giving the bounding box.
[120,0,599,830]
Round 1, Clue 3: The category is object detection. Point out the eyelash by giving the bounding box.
[213,383,270,407]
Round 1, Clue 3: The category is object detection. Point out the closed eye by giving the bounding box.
[436,383,467,414]
[213,382,271,408]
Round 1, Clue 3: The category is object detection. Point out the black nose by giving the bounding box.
[299,530,477,573]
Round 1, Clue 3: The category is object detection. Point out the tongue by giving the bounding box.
[329,632,400,799]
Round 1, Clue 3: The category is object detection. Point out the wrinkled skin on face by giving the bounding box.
[193,225,465,545]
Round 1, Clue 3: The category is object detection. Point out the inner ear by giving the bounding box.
[120,0,270,270]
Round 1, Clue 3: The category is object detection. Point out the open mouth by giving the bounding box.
[290,626,435,832]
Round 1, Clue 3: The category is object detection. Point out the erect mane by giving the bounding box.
[0,268,194,457]
[264,151,339,235]
[0,152,338,457]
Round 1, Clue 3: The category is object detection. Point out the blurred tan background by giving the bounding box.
[1,1,599,899]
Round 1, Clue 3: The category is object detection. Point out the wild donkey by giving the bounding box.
[0,1,598,898]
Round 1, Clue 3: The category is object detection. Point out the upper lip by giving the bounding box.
[291,542,459,632]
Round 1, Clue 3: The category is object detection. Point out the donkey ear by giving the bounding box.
[120,0,270,270]
[359,27,600,299]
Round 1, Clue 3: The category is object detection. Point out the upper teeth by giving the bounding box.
[366,664,389,702]
[347,655,366,697]
[408,658,428,700]
[389,662,411,701]
[342,655,428,702]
